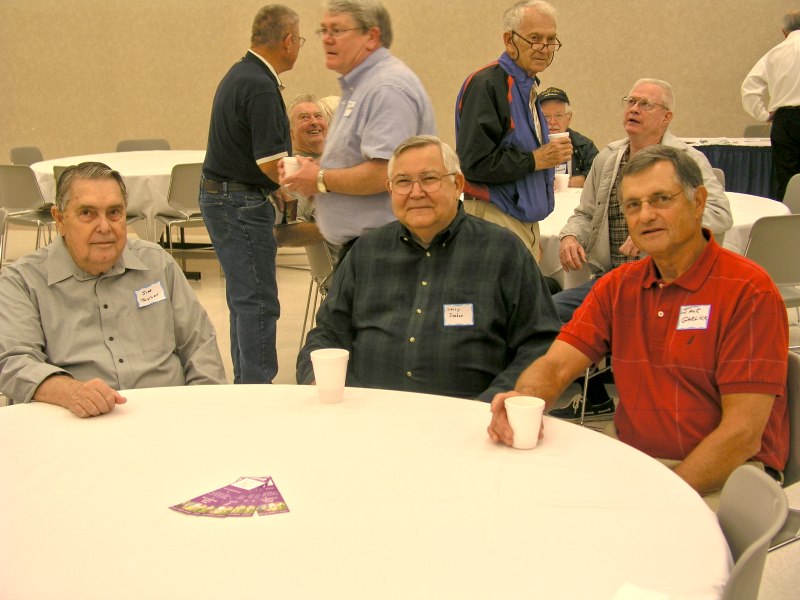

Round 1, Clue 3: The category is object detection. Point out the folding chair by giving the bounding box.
[0,165,55,265]
[744,214,800,310]
[299,241,334,350]
[116,138,171,152]
[9,146,44,166]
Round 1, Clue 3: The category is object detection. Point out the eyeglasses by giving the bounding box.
[621,96,670,112]
[543,112,568,121]
[290,34,306,47]
[389,173,456,195]
[511,31,562,52]
[620,190,683,216]
[315,27,361,39]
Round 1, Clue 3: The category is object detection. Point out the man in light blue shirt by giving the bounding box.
[281,0,435,258]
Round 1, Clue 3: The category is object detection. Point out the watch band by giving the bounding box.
[316,169,328,194]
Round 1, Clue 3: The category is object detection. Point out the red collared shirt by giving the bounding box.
[559,233,789,470]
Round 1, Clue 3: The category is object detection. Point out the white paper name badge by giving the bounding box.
[134,281,167,308]
[343,100,356,117]
[677,304,711,330]
[443,303,474,327]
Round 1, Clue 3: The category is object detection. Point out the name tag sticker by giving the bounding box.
[443,303,474,327]
[343,100,356,117]
[677,304,711,330]
[135,281,167,308]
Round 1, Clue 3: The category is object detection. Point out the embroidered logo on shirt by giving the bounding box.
[443,303,474,326]
[676,304,711,330]
[134,281,167,308]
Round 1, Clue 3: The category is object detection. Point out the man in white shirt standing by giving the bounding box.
[742,10,800,200]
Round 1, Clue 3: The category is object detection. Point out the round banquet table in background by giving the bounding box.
[540,188,790,289]
[31,150,206,241]
[0,385,730,599]
[682,138,774,199]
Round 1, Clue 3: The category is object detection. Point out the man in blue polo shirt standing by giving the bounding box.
[199,4,304,384]
[281,0,435,262]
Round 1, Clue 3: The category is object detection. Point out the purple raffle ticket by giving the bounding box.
[170,476,289,518]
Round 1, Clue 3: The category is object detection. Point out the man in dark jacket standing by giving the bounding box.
[455,0,572,262]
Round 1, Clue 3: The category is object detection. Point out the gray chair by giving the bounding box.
[744,214,800,309]
[783,174,800,215]
[299,241,334,350]
[154,163,205,256]
[9,146,44,166]
[768,351,800,551]
[712,167,726,190]
[116,138,171,152]
[744,124,771,138]
[0,165,55,265]
[718,464,788,600]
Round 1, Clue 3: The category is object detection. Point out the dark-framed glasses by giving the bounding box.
[389,173,456,195]
[621,96,670,112]
[511,31,562,52]
[620,190,684,216]
[315,27,361,38]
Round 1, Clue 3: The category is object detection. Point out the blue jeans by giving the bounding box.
[200,189,279,383]
[551,278,597,324]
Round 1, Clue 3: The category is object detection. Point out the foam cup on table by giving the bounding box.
[310,348,349,404]
[504,396,546,449]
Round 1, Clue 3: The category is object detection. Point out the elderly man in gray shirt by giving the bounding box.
[0,162,226,417]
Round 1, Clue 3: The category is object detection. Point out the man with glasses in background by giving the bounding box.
[538,86,598,188]
[281,0,435,264]
[455,0,572,262]
[549,78,732,422]
[489,146,788,510]
[297,136,560,401]
[200,5,303,384]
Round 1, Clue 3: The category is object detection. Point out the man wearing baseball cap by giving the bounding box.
[539,86,599,187]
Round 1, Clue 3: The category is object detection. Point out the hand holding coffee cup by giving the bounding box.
[534,134,573,169]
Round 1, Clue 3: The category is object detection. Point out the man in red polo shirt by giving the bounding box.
[487,144,789,507]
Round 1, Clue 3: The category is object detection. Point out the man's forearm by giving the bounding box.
[322,159,389,196]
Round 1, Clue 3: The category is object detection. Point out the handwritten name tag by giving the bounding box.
[443,303,474,327]
[135,281,167,308]
[676,304,711,330]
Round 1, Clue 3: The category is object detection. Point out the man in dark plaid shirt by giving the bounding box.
[296,135,560,401]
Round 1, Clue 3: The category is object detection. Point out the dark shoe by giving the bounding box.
[548,395,615,422]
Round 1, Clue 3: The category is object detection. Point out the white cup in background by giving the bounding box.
[310,348,350,404]
[282,156,301,176]
[548,132,570,141]
[504,396,546,449]
[554,173,570,193]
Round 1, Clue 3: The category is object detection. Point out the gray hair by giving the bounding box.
[621,145,703,201]
[55,162,128,212]
[388,135,462,179]
[502,1,557,31]
[288,93,319,114]
[325,0,392,48]
[631,78,676,112]
[318,95,341,124]
[784,10,800,32]
[251,4,299,46]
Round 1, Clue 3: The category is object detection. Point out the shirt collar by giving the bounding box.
[641,228,718,291]
[339,47,390,90]
[46,236,150,285]
[247,50,284,89]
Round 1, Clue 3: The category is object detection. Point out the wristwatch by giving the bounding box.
[316,169,328,193]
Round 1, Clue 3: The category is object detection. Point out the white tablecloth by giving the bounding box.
[540,189,790,288]
[0,385,730,599]
[681,137,771,147]
[31,150,206,241]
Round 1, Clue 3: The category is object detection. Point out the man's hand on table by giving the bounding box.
[34,375,127,418]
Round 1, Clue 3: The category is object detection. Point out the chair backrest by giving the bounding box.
[744,214,800,287]
[116,138,171,152]
[9,146,44,166]
[718,464,788,600]
[52,165,69,196]
[0,165,48,212]
[743,123,771,138]
[712,167,726,190]
[304,241,334,283]
[783,174,800,214]
[166,163,203,214]
[785,352,800,486]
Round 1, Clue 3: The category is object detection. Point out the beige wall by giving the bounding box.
[1,0,795,162]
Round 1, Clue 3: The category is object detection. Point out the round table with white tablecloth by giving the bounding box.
[0,384,730,599]
[31,150,206,241]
